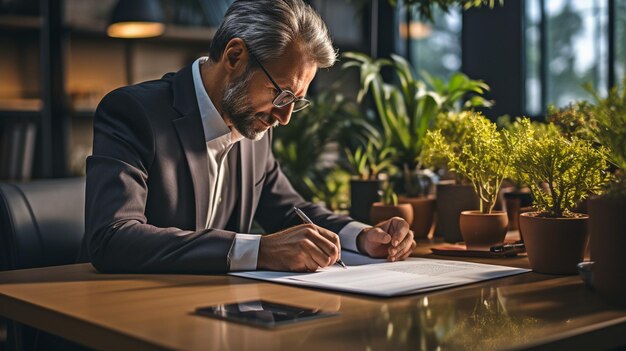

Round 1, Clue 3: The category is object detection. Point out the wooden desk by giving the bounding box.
[1,243,625,351]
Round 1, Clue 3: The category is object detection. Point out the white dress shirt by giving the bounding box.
[191,57,369,271]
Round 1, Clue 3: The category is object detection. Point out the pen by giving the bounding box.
[489,242,525,253]
[292,206,347,269]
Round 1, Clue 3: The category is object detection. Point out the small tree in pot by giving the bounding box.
[514,121,611,275]
[422,111,481,242]
[496,116,554,230]
[425,112,523,249]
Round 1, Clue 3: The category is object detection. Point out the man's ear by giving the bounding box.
[221,38,249,75]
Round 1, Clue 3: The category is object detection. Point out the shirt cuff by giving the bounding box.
[338,221,371,253]
[228,234,261,271]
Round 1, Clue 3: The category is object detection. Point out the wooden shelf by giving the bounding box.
[0,14,41,30]
[66,23,215,44]
[0,99,42,112]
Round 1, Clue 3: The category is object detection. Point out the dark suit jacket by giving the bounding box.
[82,64,353,274]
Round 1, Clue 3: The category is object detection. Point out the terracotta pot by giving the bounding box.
[459,211,508,250]
[349,179,381,224]
[503,191,533,231]
[519,212,589,275]
[589,196,626,305]
[369,202,413,227]
[434,182,479,243]
[398,195,436,239]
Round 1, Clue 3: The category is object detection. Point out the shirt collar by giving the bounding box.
[192,57,235,142]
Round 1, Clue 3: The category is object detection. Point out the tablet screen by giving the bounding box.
[195,300,338,328]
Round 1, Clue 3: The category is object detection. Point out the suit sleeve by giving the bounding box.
[253,131,355,235]
[85,88,236,274]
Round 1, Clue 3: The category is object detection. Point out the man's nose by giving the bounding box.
[272,104,294,126]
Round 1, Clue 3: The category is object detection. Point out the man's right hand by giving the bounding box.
[257,224,341,272]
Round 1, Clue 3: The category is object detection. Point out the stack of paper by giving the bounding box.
[231,251,529,297]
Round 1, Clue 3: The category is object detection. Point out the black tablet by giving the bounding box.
[195,300,338,328]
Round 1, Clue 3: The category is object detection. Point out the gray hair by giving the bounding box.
[209,0,336,68]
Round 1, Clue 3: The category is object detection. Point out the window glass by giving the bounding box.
[545,0,608,107]
[405,7,462,80]
[616,0,626,87]
[525,0,610,113]
[525,0,542,115]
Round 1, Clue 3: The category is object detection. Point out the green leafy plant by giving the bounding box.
[380,182,399,206]
[303,167,351,212]
[421,111,476,177]
[425,112,525,213]
[343,52,491,195]
[513,122,611,218]
[273,90,376,200]
[496,115,560,189]
[421,71,493,112]
[344,140,397,180]
[585,79,626,197]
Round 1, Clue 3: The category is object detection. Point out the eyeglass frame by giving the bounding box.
[247,49,311,113]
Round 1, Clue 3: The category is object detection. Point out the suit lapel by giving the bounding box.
[171,65,209,231]
[238,139,254,232]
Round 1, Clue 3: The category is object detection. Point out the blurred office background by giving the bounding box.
[0,0,624,181]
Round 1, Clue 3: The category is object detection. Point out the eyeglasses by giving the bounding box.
[248,51,311,113]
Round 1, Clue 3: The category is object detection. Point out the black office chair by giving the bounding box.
[0,177,85,270]
[0,177,86,351]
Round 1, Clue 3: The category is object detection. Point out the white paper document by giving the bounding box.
[230,251,530,297]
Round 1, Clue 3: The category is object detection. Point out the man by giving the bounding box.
[83,0,415,274]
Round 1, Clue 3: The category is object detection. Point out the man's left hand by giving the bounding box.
[356,217,415,261]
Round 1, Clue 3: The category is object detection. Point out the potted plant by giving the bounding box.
[370,182,413,226]
[343,53,492,196]
[422,111,480,242]
[344,140,396,223]
[546,102,598,214]
[426,112,522,250]
[303,167,351,214]
[273,90,376,201]
[514,122,610,275]
[343,53,491,237]
[585,80,626,303]
[496,116,542,231]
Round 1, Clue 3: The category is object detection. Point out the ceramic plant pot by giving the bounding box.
[349,179,381,224]
[519,212,589,275]
[398,195,436,239]
[369,202,413,227]
[589,196,626,305]
[434,182,479,243]
[459,210,508,250]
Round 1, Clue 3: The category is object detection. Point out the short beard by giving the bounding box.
[222,68,277,141]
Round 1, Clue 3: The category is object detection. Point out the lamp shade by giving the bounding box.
[107,0,165,39]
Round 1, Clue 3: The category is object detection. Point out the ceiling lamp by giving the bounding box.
[107,0,165,39]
